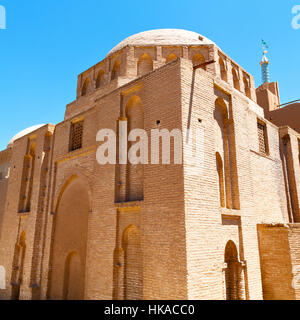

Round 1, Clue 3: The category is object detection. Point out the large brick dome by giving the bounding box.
[107,28,214,56]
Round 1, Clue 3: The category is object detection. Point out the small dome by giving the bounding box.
[8,124,45,147]
[107,29,215,56]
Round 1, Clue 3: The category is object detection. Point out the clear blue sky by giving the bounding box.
[0,0,299,150]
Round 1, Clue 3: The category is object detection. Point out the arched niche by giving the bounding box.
[224,240,243,300]
[63,251,82,300]
[96,70,105,89]
[122,225,142,300]
[125,96,144,201]
[216,152,225,208]
[232,68,240,91]
[111,60,121,80]
[166,53,178,63]
[192,53,205,69]
[81,78,90,96]
[137,53,153,76]
[48,175,90,300]
[219,56,227,82]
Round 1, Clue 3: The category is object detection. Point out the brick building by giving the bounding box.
[0,29,299,300]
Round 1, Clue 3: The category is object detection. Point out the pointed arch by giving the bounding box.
[216,152,225,208]
[225,241,238,262]
[11,231,26,300]
[54,175,78,214]
[219,56,227,81]
[48,175,90,299]
[111,60,121,80]
[215,97,229,120]
[96,70,105,89]
[214,97,240,210]
[232,68,240,91]
[26,142,36,212]
[224,240,243,300]
[122,225,142,300]
[166,53,178,63]
[81,78,89,96]
[125,96,144,201]
[63,251,82,300]
[137,53,153,76]
[243,76,251,98]
[192,53,206,69]
[18,139,36,213]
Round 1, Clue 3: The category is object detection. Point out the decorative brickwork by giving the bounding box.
[0,29,299,300]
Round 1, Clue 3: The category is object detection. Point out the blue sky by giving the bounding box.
[0,0,299,150]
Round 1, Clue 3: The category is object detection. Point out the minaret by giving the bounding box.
[256,40,280,113]
[260,40,270,84]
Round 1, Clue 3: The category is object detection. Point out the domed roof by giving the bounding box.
[107,29,215,56]
[8,124,45,147]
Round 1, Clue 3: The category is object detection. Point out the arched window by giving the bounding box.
[95,70,104,89]
[224,241,243,300]
[111,60,121,80]
[81,78,89,96]
[137,53,153,76]
[243,76,251,98]
[219,56,227,81]
[122,225,142,300]
[125,96,144,201]
[232,68,240,91]
[166,53,178,63]
[192,53,206,70]
[216,152,225,208]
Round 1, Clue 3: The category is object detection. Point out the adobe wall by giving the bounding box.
[41,59,188,300]
[257,224,300,300]
[180,57,288,300]
[268,104,300,134]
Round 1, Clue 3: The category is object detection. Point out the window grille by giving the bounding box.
[257,122,267,155]
[70,121,83,151]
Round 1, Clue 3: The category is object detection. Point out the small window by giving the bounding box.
[257,121,268,155]
[69,121,83,152]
